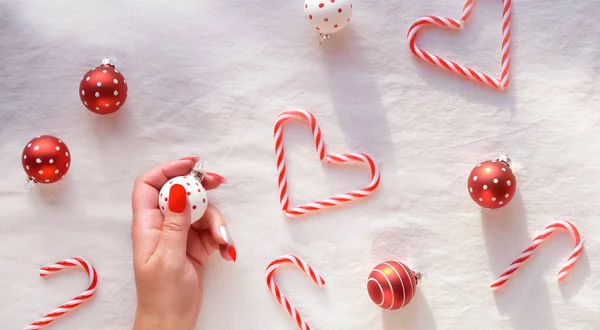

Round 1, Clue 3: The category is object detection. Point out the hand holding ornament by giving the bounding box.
[131,157,234,330]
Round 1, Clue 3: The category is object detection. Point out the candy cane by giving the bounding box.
[407,0,512,89]
[491,220,584,290]
[265,255,326,330]
[26,258,98,329]
[274,110,381,217]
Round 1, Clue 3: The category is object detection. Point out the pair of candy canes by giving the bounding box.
[407,0,512,90]
[268,110,584,330]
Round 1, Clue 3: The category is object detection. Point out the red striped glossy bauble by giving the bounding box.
[367,261,420,310]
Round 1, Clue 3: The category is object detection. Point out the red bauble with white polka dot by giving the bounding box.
[158,162,208,223]
[304,0,353,36]
[22,135,71,184]
[79,57,128,115]
[367,261,421,310]
[468,156,517,209]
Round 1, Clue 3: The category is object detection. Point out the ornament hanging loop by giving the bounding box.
[24,176,38,190]
[498,154,512,167]
[190,160,206,181]
[413,270,423,284]
[100,55,115,67]
[318,33,331,45]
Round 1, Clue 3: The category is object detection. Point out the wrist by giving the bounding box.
[133,307,196,330]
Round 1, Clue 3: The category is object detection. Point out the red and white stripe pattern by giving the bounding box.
[367,261,417,310]
[274,110,381,217]
[26,258,98,329]
[265,255,326,330]
[407,0,512,89]
[491,220,584,290]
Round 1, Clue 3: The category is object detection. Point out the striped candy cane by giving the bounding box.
[274,110,381,217]
[265,255,326,330]
[26,258,98,329]
[491,220,584,290]
[407,0,512,89]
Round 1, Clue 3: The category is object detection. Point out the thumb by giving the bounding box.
[160,184,191,254]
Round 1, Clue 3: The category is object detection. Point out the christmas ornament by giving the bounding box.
[79,57,128,115]
[491,220,583,290]
[26,258,98,330]
[468,155,516,209]
[304,0,353,43]
[274,110,380,218]
[22,135,71,184]
[367,261,421,310]
[158,161,208,223]
[407,0,512,89]
[265,255,325,330]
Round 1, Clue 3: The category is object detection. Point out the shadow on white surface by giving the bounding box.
[32,177,72,205]
[86,104,132,137]
[415,61,517,113]
[369,226,437,330]
[369,224,433,268]
[558,248,590,301]
[322,27,396,164]
[381,289,437,330]
[481,190,530,275]
[481,191,557,330]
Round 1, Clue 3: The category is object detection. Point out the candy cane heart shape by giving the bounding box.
[265,255,326,330]
[407,0,512,89]
[274,110,381,218]
[491,220,584,290]
[26,258,98,329]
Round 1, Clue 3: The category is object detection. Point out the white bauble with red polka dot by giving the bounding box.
[158,175,208,223]
[304,0,353,35]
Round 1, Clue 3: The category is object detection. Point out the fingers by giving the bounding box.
[130,156,228,265]
[187,228,235,265]
[219,244,235,262]
[202,172,226,191]
[132,157,198,264]
[186,229,219,266]
[192,204,236,262]
[158,184,191,255]
[132,157,199,212]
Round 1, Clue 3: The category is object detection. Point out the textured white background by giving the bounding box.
[1,0,599,329]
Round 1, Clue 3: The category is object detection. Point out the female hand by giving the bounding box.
[131,156,235,330]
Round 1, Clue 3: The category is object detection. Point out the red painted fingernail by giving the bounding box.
[228,246,237,262]
[168,184,187,213]
[179,156,200,161]
[206,171,227,184]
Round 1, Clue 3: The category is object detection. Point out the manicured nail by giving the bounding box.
[219,225,236,262]
[219,225,234,245]
[228,246,237,262]
[206,171,227,184]
[168,184,187,213]
[179,155,200,162]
